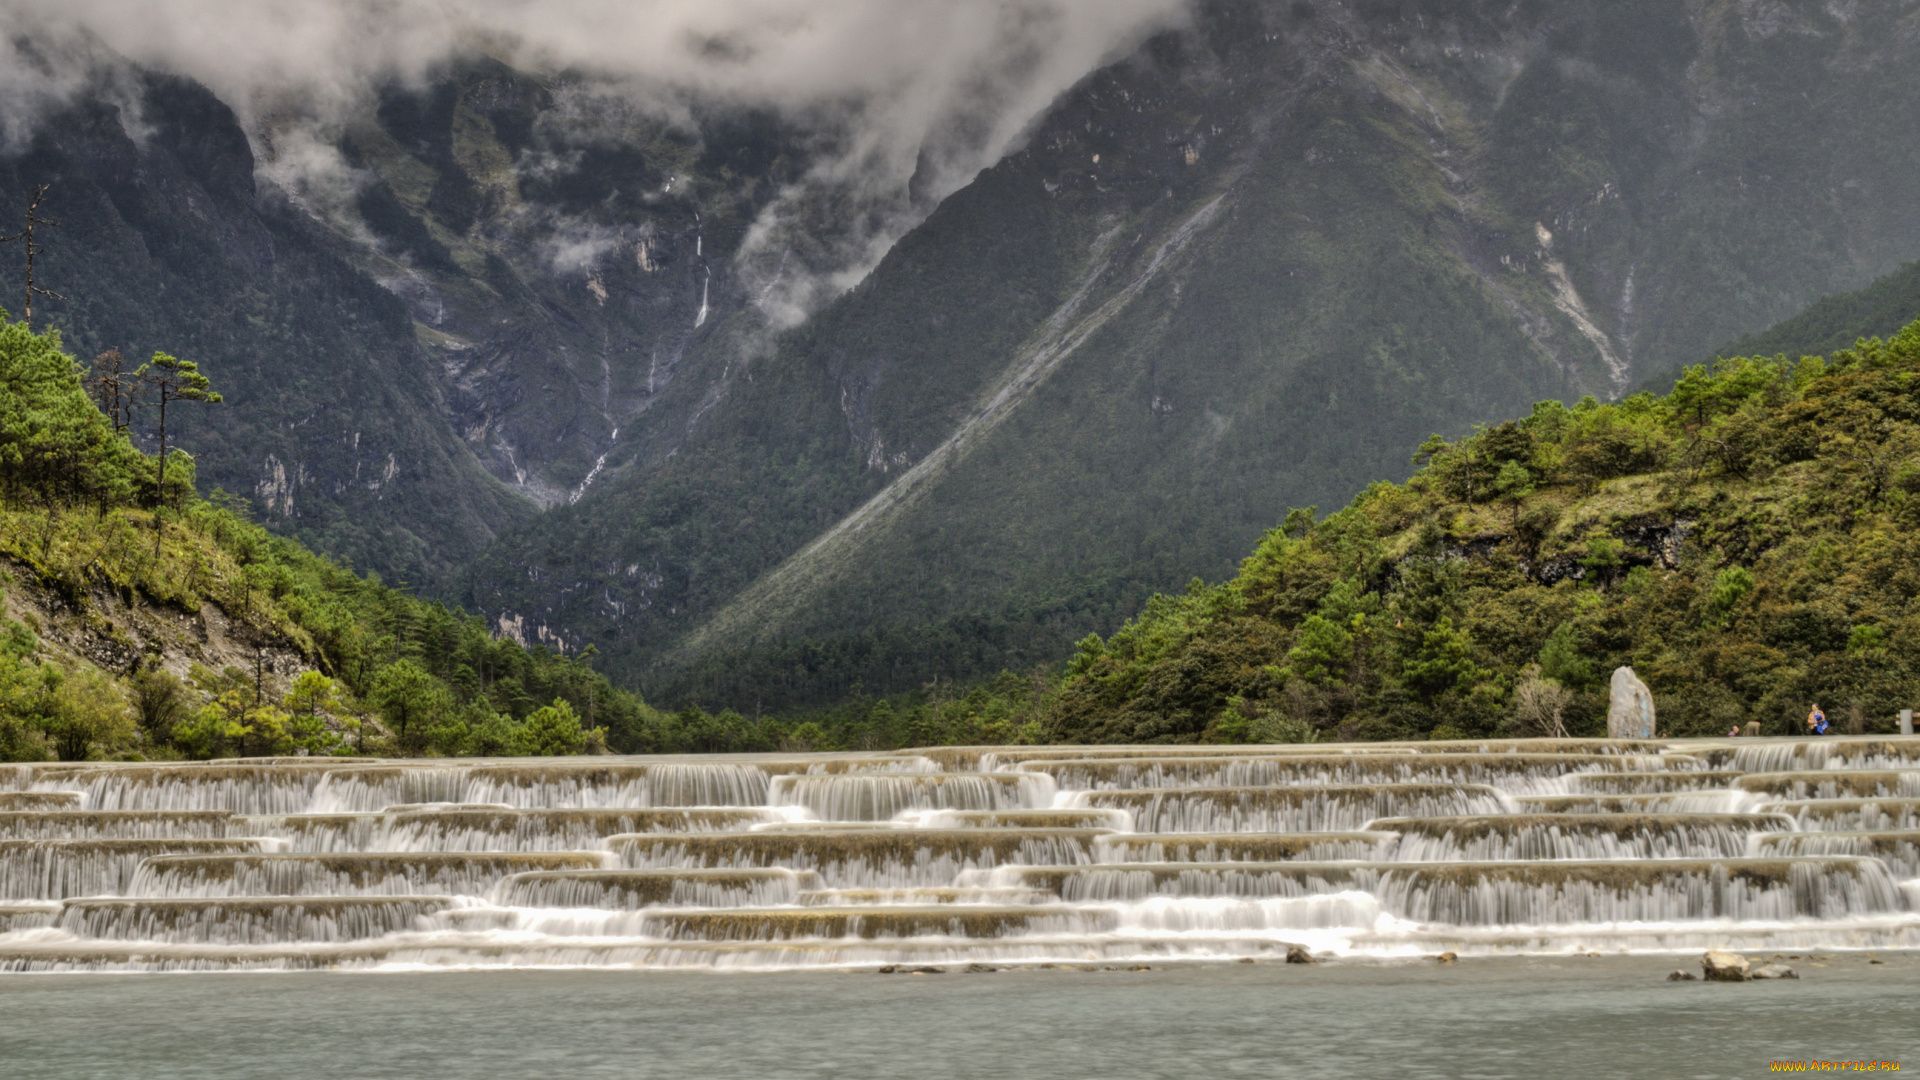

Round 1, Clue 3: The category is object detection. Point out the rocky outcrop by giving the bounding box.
[1608,667,1657,739]
[1621,517,1696,571]
[0,557,310,692]
[1701,949,1751,982]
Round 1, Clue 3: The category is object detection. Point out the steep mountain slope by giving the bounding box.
[0,75,535,586]
[0,60,817,587]
[463,0,1920,707]
[1719,259,1920,366]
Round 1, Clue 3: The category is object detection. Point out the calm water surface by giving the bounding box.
[3,955,1916,1079]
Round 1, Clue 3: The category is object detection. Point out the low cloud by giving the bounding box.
[0,1,1190,318]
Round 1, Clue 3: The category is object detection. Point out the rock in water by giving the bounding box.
[1702,950,1751,982]
[1667,970,1698,981]
[1608,667,1657,739]
[1286,945,1316,964]
[1751,964,1799,980]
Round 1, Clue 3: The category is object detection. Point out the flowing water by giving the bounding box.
[1,738,1918,971]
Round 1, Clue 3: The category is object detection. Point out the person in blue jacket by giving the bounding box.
[1806,704,1828,736]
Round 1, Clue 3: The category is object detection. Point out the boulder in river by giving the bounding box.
[1701,950,1751,982]
[1667,970,1698,981]
[1608,667,1657,739]
[1285,945,1316,964]
[1751,964,1799,980]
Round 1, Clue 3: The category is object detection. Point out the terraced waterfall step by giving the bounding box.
[0,793,82,811]
[55,896,459,944]
[995,857,1905,921]
[235,808,790,853]
[611,829,1107,888]
[0,738,1915,969]
[0,811,238,840]
[2,838,285,900]
[1363,814,1796,861]
[1758,799,1920,830]
[1024,754,1669,793]
[1071,784,1511,832]
[498,869,819,909]
[128,852,610,897]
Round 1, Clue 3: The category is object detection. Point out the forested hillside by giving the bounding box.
[704,318,1920,748]
[0,318,685,761]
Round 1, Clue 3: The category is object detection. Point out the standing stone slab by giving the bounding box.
[1608,667,1656,739]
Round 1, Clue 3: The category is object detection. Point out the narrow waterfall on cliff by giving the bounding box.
[2,738,1919,971]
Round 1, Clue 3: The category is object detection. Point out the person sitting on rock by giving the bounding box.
[1807,704,1828,736]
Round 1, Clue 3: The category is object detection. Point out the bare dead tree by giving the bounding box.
[88,349,150,433]
[1512,665,1573,738]
[0,185,66,329]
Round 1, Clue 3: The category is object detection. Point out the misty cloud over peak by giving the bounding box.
[1,1,1190,321]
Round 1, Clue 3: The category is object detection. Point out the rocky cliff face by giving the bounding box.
[8,1,1920,705]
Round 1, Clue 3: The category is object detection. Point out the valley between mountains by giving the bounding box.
[5,0,1920,717]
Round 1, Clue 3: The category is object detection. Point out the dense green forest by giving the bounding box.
[0,317,704,761]
[675,318,1920,748]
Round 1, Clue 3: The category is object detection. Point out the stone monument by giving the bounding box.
[1607,666,1656,739]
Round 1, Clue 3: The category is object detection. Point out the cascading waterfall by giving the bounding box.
[1513,792,1753,815]
[1737,771,1920,800]
[765,773,1055,821]
[1071,784,1511,833]
[1759,798,1920,831]
[612,829,1100,889]
[1368,814,1795,861]
[0,740,1915,970]
[1756,831,1920,878]
[464,763,780,810]
[1028,754,1657,795]
[57,896,462,945]
[0,811,237,840]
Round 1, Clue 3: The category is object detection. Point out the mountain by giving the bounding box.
[0,59,820,589]
[460,0,1920,707]
[723,315,1920,748]
[6,1,1920,711]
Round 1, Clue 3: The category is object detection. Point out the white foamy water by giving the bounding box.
[0,739,1917,970]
